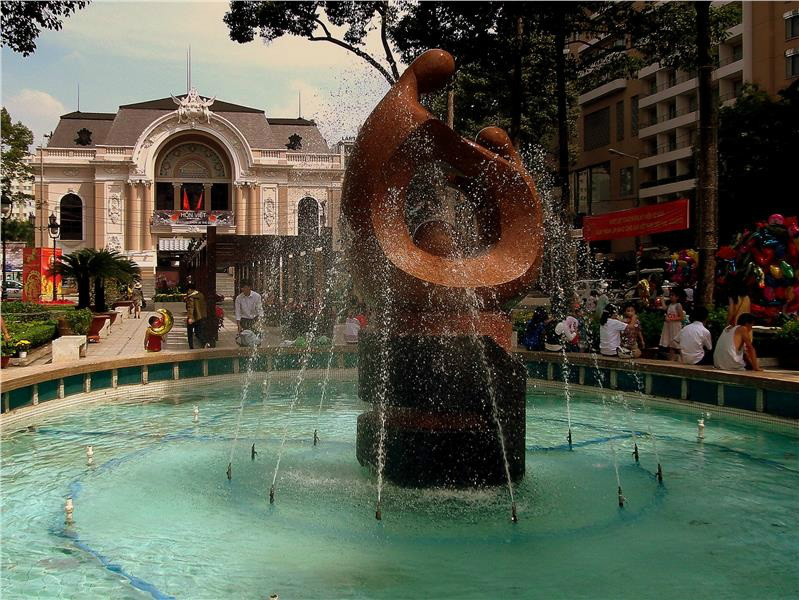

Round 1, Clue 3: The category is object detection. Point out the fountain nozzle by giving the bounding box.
[617,486,625,508]
[65,496,74,524]
[375,501,382,521]
[567,429,573,451]
[193,405,199,423]
[86,445,94,466]
[313,429,319,446]
[632,443,639,463]
[251,444,257,461]
[226,462,232,481]
[269,485,275,504]
[697,418,705,441]
[656,463,663,483]
[511,502,518,523]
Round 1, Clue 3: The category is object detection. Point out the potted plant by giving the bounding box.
[15,340,31,359]
[1,341,13,368]
[775,320,799,370]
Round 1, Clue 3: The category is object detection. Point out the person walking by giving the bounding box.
[185,281,208,349]
[234,279,264,333]
[131,282,144,319]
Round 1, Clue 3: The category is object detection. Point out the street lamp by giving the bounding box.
[609,148,642,282]
[47,212,60,302]
[1,194,11,299]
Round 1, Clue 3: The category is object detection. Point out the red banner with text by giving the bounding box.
[583,198,690,241]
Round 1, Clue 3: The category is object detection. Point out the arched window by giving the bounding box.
[297,197,320,236]
[59,194,83,240]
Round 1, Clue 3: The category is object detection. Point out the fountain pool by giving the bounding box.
[1,379,797,599]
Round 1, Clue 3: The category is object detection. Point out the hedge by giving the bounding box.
[3,319,58,354]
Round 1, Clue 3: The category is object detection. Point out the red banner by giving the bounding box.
[22,247,62,301]
[583,198,690,241]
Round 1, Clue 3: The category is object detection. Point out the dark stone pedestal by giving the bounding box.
[356,333,526,487]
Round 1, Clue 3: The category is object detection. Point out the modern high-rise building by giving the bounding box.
[571,1,799,253]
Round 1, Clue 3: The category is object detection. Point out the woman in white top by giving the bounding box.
[659,287,686,359]
[599,305,636,357]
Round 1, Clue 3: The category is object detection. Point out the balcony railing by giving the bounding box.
[640,72,697,98]
[254,150,342,167]
[639,172,695,190]
[151,210,235,228]
[639,106,697,128]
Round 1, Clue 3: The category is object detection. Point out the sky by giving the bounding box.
[1,0,397,148]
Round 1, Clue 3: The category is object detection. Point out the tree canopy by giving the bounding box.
[1,107,34,209]
[224,1,400,84]
[1,1,90,56]
[718,81,799,240]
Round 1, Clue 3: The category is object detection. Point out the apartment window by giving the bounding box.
[616,101,624,141]
[732,44,743,62]
[631,95,639,135]
[787,48,799,78]
[574,169,589,214]
[667,70,677,87]
[584,107,610,151]
[667,100,677,120]
[620,167,634,197]
[785,10,799,40]
[688,94,698,113]
[667,132,677,152]
[589,162,611,212]
[733,79,744,98]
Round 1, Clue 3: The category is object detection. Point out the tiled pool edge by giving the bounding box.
[2,347,797,426]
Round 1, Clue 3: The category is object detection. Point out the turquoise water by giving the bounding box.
[1,379,797,599]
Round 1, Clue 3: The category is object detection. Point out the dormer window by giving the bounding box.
[74,128,92,146]
[286,133,302,150]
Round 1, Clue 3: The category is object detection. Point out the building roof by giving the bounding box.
[119,96,263,113]
[47,95,333,153]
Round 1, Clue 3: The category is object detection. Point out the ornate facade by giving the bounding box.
[34,89,345,271]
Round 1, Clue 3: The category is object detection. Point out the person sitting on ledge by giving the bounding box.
[676,306,713,365]
[713,312,762,372]
[145,316,164,353]
[600,305,637,358]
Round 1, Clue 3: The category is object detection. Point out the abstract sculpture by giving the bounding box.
[342,49,542,487]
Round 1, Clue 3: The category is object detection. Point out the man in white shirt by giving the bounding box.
[676,306,713,365]
[234,280,264,333]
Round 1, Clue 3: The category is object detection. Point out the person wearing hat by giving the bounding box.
[131,281,145,319]
[185,280,208,349]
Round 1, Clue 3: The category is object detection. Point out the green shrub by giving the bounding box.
[153,293,185,302]
[638,310,665,348]
[776,320,799,352]
[63,308,92,335]
[5,319,58,350]
[705,306,729,343]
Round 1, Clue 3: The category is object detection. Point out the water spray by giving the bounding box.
[313,429,319,446]
[251,443,257,461]
[65,497,74,524]
[226,462,232,481]
[632,443,639,463]
[193,405,199,423]
[617,486,625,508]
[511,502,518,523]
[697,418,705,441]
[85,445,94,466]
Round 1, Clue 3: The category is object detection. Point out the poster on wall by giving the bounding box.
[22,247,62,302]
[2,241,26,276]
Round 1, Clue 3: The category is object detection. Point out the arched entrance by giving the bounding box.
[154,137,233,213]
[297,196,321,236]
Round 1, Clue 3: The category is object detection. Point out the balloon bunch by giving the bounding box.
[716,214,799,323]
[665,249,699,287]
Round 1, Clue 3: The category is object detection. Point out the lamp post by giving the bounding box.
[609,148,642,283]
[47,212,60,302]
[1,194,11,299]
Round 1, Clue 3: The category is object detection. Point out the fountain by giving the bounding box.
[341,49,543,487]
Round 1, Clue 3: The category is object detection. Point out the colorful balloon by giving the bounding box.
[768,214,785,225]
[770,264,783,279]
[782,261,796,280]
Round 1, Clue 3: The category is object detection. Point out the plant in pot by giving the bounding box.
[15,339,31,359]
[1,341,13,368]
[775,320,799,370]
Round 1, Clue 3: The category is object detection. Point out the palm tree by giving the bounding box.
[50,248,140,311]
[50,248,93,308]
[88,249,140,312]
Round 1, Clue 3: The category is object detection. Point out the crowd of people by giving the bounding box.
[521,283,764,373]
